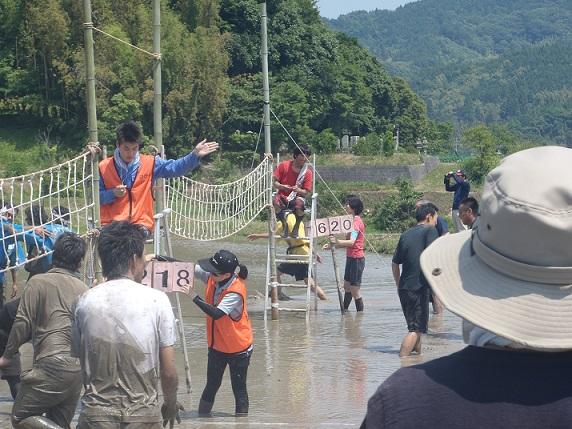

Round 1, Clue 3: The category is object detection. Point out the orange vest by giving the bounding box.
[99,155,155,230]
[205,276,253,354]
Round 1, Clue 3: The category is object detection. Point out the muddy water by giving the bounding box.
[0,238,464,427]
[169,238,464,428]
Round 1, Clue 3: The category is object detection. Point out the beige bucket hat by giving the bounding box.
[421,146,572,350]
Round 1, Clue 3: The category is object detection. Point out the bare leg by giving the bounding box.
[399,332,421,357]
[350,285,361,300]
[414,334,422,354]
[431,293,443,314]
[306,277,327,300]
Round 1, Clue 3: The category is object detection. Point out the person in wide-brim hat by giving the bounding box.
[362,146,572,429]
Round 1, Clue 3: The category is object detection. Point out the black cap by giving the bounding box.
[198,250,239,274]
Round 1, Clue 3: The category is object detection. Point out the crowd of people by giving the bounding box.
[6,121,569,429]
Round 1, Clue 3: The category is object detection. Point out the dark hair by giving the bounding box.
[52,205,71,225]
[345,195,364,215]
[52,232,87,271]
[293,144,311,157]
[25,204,47,226]
[98,221,145,279]
[415,203,436,222]
[116,121,143,145]
[237,264,248,280]
[460,197,479,214]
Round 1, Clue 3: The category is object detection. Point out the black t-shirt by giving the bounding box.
[362,346,572,429]
[392,224,438,291]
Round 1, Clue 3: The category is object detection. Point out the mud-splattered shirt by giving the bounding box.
[72,278,177,423]
[4,267,88,362]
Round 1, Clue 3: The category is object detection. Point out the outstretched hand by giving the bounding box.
[161,401,184,429]
[193,139,219,158]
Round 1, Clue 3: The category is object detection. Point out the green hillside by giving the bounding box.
[326,0,572,144]
[0,0,431,156]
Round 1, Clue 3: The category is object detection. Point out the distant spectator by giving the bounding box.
[459,197,479,229]
[444,169,470,232]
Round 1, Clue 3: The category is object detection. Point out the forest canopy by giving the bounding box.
[0,0,432,156]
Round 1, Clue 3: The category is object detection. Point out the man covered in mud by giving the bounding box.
[0,232,88,429]
[72,221,182,428]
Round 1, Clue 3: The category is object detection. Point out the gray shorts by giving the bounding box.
[77,418,162,429]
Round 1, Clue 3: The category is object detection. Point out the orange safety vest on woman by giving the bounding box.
[205,276,253,354]
[99,155,155,231]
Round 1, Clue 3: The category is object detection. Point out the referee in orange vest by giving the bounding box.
[99,121,218,234]
[190,250,253,417]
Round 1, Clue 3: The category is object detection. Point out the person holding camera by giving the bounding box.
[444,170,470,232]
[99,121,219,235]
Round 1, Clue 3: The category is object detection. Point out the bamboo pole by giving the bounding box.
[83,0,101,283]
[260,2,279,320]
[330,247,345,314]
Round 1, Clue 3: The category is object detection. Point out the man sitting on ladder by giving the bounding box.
[99,121,219,236]
[272,144,313,235]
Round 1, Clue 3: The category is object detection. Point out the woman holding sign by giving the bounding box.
[323,196,366,312]
[190,250,253,417]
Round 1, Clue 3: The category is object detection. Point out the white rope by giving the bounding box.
[166,156,272,241]
[0,151,98,276]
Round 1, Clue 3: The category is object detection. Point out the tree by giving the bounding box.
[372,179,422,232]
[461,124,500,183]
[382,130,394,157]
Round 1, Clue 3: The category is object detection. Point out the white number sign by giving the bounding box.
[312,215,354,237]
[140,261,194,294]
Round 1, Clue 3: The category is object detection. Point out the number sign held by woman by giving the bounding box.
[312,215,354,237]
[141,261,194,294]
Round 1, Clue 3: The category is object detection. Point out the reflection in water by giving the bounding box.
[168,238,464,427]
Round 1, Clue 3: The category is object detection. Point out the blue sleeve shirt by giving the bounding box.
[100,152,201,206]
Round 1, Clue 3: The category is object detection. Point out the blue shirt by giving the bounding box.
[445,176,470,210]
[99,152,201,205]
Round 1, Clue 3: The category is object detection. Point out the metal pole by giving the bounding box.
[260,2,278,320]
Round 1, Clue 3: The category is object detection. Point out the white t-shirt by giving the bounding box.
[72,278,177,423]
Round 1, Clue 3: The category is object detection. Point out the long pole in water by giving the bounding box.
[152,0,192,393]
[83,0,101,283]
[330,247,345,314]
[260,2,279,320]
[153,0,165,247]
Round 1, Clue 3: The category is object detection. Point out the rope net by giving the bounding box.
[166,156,272,241]
[0,151,97,283]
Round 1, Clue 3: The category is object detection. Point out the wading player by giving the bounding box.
[0,232,88,429]
[73,221,182,428]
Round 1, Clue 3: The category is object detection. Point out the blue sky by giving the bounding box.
[316,0,417,19]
